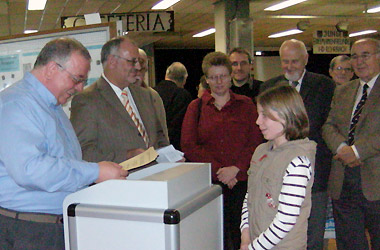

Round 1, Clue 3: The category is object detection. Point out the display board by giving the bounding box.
[0,23,115,92]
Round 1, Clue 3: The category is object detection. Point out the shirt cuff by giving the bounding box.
[351,145,360,159]
[336,142,347,154]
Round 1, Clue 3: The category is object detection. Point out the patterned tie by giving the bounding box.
[121,90,149,147]
[348,84,369,145]
[291,81,299,88]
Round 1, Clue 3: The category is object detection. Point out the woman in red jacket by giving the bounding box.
[181,51,262,250]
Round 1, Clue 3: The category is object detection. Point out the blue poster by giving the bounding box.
[0,54,20,72]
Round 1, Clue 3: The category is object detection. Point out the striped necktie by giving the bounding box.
[291,81,299,88]
[121,90,149,147]
[348,84,369,145]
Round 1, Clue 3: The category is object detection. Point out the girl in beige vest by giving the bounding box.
[240,85,316,250]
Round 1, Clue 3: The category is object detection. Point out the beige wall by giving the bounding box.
[254,56,282,82]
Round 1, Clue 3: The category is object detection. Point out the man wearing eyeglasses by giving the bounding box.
[70,36,169,164]
[323,38,380,250]
[228,47,262,102]
[261,39,335,250]
[329,55,354,85]
[0,37,128,249]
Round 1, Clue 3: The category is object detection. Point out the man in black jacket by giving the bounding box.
[155,62,192,150]
[261,39,335,250]
[229,47,262,102]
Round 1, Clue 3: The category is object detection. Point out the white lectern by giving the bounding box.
[63,163,223,250]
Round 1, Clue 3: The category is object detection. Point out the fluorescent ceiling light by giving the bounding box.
[193,28,215,38]
[152,0,180,10]
[269,29,303,38]
[24,30,38,34]
[265,0,307,11]
[28,0,47,10]
[349,30,377,37]
[367,6,380,13]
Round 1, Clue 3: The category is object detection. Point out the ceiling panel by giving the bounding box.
[2,0,380,50]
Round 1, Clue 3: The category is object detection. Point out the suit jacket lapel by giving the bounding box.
[129,84,150,133]
[359,75,380,122]
[97,77,131,122]
[341,79,360,134]
[299,71,313,99]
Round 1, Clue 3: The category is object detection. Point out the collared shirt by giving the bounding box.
[287,69,306,92]
[351,73,379,117]
[336,74,380,158]
[0,72,98,214]
[102,73,148,133]
[181,90,263,182]
[350,73,380,158]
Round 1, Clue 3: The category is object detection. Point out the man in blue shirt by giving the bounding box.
[0,37,128,249]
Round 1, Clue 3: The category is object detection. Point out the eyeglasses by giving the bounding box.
[207,74,231,82]
[350,52,380,61]
[56,63,88,85]
[113,55,139,66]
[231,61,250,67]
[334,66,353,72]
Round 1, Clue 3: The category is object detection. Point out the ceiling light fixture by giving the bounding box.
[152,0,180,10]
[265,0,307,11]
[193,28,215,38]
[24,30,38,34]
[268,29,303,38]
[367,6,380,13]
[349,30,377,37]
[27,0,47,10]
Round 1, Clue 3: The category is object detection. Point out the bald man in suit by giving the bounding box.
[70,37,169,163]
[322,38,380,250]
[261,39,335,250]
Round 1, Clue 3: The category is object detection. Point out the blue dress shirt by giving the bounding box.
[0,72,99,214]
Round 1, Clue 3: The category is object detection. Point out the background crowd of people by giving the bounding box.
[0,35,379,250]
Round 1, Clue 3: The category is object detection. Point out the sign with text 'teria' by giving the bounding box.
[121,11,174,33]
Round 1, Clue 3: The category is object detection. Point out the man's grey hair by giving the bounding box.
[330,55,351,70]
[34,37,91,68]
[280,39,308,56]
[351,38,380,54]
[100,36,137,65]
[165,62,188,86]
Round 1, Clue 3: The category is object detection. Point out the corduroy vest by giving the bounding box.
[247,138,316,250]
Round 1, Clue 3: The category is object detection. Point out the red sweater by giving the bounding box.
[181,90,263,182]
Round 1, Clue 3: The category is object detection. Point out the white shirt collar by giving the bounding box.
[102,73,129,100]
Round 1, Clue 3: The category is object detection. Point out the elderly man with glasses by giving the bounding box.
[70,36,169,164]
[323,38,380,250]
[329,55,354,85]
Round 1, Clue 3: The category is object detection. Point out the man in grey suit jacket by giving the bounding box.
[322,38,380,250]
[261,39,335,250]
[70,37,169,163]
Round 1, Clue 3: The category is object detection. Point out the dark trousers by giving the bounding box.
[0,213,65,250]
[217,180,247,250]
[307,191,328,250]
[332,191,380,250]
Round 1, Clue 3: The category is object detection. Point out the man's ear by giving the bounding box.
[304,54,309,66]
[107,55,117,68]
[45,61,59,80]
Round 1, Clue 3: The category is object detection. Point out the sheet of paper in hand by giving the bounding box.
[120,147,158,171]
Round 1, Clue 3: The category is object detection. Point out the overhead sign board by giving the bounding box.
[122,11,174,32]
[62,11,174,33]
[313,29,350,54]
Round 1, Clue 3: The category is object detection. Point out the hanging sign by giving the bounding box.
[313,29,350,54]
[122,11,174,32]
